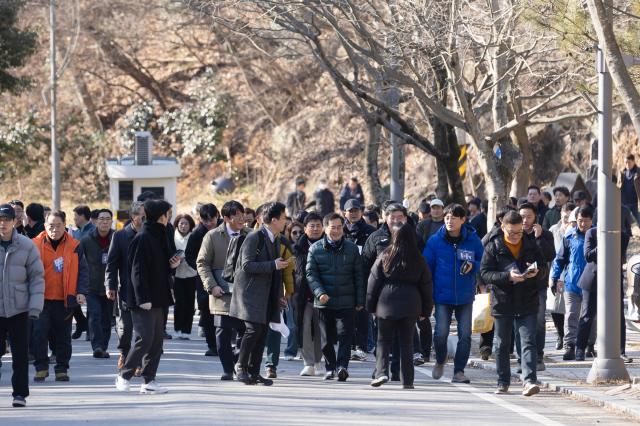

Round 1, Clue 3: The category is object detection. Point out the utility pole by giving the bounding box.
[587,0,630,384]
[388,84,404,202]
[50,0,61,210]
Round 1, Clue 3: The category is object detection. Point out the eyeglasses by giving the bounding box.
[504,230,523,236]
[291,231,302,236]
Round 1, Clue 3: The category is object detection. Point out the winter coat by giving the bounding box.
[105,223,137,303]
[33,231,89,309]
[362,223,393,274]
[551,227,588,295]
[423,224,484,306]
[542,205,562,230]
[286,190,307,217]
[306,236,364,310]
[79,228,114,296]
[366,256,433,319]
[339,184,365,211]
[416,219,444,251]
[343,218,376,248]
[0,230,45,318]
[229,227,282,325]
[196,223,251,315]
[72,222,96,241]
[480,231,545,316]
[185,223,210,291]
[127,221,174,309]
[523,228,555,289]
[469,213,487,239]
[313,188,335,217]
[578,228,598,292]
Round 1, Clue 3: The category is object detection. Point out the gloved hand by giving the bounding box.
[139,302,152,310]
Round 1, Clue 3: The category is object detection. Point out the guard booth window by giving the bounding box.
[141,187,165,200]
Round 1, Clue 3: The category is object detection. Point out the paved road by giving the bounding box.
[0,330,637,425]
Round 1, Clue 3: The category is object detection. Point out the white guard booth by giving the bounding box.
[105,132,181,222]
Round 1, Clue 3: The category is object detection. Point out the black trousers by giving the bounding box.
[416,317,432,356]
[197,282,216,351]
[0,312,29,397]
[576,288,627,353]
[376,317,416,386]
[173,276,196,334]
[215,315,245,375]
[116,307,134,357]
[318,308,354,372]
[33,300,72,373]
[121,307,165,383]
[354,308,369,351]
[551,313,565,338]
[237,321,268,376]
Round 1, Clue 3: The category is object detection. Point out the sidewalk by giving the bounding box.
[468,318,640,421]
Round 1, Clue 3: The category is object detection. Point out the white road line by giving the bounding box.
[415,367,566,426]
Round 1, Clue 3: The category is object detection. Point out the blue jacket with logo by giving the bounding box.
[423,224,484,306]
[551,227,587,295]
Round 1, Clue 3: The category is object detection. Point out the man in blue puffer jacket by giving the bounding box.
[551,205,593,360]
[423,204,484,384]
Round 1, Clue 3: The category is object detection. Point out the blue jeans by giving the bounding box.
[86,293,113,352]
[515,288,546,359]
[433,303,472,374]
[264,328,281,369]
[284,305,298,357]
[495,314,537,386]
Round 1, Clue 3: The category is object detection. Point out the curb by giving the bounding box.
[468,359,640,422]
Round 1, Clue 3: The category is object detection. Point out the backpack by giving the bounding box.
[222,230,265,283]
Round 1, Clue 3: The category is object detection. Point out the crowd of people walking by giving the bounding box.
[1,163,638,407]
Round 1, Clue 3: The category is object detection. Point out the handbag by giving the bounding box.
[472,293,494,334]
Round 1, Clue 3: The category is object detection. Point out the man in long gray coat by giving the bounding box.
[229,202,289,386]
[0,204,45,407]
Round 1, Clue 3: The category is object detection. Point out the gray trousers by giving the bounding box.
[301,303,322,367]
[564,291,595,347]
[120,307,164,383]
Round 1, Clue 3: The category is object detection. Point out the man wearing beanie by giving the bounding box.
[115,200,181,394]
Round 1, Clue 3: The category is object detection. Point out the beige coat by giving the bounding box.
[196,223,251,315]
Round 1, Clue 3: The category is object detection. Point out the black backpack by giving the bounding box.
[222,230,265,283]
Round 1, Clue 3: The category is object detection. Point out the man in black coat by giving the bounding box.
[343,199,375,248]
[339,177,365,211]
[106,201,144,369]
[286,177,307,218]
[115,200,180,395]
[313,179,335,217]
[480,211,545,396]
[518,202,555,370]
[575,228,632,362]
[185,203,219,356]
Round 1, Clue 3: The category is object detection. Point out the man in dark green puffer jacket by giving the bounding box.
[306,213,364,382]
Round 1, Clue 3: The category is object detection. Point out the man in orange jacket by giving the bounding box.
[32,210,88,382]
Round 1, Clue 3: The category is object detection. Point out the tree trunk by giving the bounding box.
[509,124,532,197]
[586,0,640,138]
[365,118,386,205]
[432,115,450,200]
[71,67,103,131]
[445,124,465,204]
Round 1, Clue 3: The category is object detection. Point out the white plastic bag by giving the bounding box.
[269,312,290,339]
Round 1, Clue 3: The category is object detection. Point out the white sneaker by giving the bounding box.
[314,362,324,375]
[115,375,130,392]
[351,349,368,361]
[140,380,168,394]
[300,366,315,376]
[284,355,295,361]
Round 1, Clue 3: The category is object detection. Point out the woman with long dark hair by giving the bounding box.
[366,223,433,389]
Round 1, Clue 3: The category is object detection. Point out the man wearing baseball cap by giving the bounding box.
[0,204,45,407]
[416,199,445,251]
